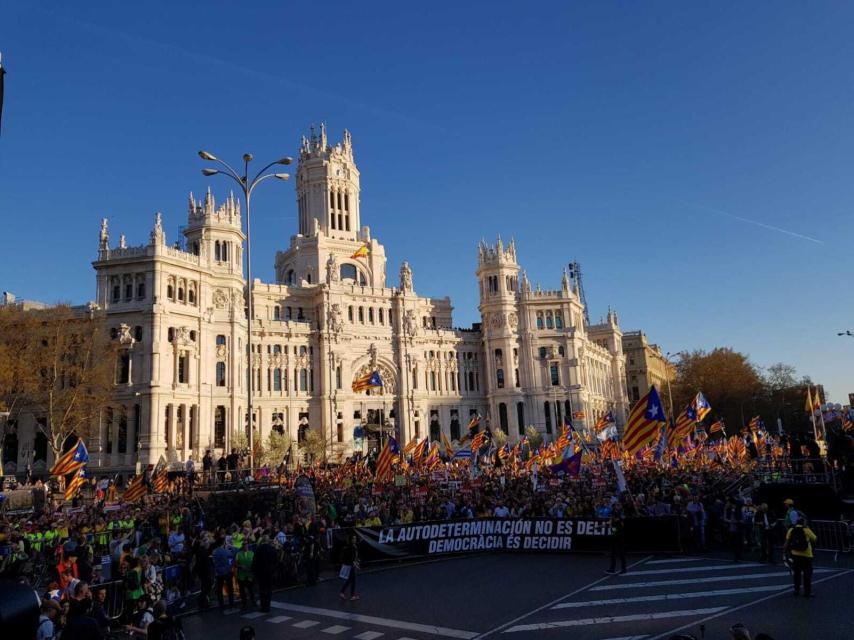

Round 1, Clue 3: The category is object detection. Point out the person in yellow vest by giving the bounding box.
[784,516,817,597]
[235,545,256,611]
[231,525,245,551]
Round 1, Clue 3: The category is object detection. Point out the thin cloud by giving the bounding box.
[688,203,823,245]
[35,7,448,135]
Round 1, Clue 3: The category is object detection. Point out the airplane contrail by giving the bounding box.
[688,203,823,245]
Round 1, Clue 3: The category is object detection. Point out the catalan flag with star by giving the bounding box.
[621,385,667,457]
[374,436,399,482]
[64,467,88,501]
[50,440,89,477]
[122,474,148,503]
[352,370,383,393]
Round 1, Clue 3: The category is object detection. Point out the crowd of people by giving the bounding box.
[0,426,842,639]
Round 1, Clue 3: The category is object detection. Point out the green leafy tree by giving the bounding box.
[260,429,291,468]
[525,425,543,452]
[300,429,326,463]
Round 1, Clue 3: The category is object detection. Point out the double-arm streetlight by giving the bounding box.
[198,150,292,470]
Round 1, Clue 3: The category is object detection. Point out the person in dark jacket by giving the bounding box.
[192,534,213,609]
[338,534,360,600]
[252,535,278,613]
[604,501,627,575]
[146,600,183,640]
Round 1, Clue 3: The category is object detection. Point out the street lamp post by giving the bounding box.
[198,150,292,470]
[664,351,684,422]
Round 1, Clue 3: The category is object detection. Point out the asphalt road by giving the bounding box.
[183,552,853,640]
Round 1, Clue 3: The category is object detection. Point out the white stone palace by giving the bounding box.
[8,126,633,472]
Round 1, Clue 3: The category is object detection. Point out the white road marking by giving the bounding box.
[321,625,351,634]
[266,616,292,623]
[222,608,240,615]
[354,633,384,640]
[553,584,791,608]
[648,569,854,640]
[471,555,654,639]
[644,557,705,564]
[271,601,477,639]
[241,612,266,619]
[293,620,321,628]
[626,563,762,576]
[504,607,728,632]
[590,568,835,591]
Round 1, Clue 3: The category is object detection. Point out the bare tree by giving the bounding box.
[0,305,116,455]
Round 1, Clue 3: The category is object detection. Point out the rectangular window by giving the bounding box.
[178,353,188,384]
[214,406,226,448]
[116,351,130,384]
[336,366,342,390]
[216,362,226,387]
[550,363,560,386]
[273,368,282,391]
[517,402,525,435]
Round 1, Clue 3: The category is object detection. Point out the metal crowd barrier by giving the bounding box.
[753,457,833,485]
[810,520,852,561]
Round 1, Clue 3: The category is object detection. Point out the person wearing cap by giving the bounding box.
[783,498,801,530]
[37,598,61,640]
[784,516,817,597]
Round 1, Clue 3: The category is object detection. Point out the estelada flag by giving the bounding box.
[374,436,399,482]
[122,474,148,503]
[352,370,383,393]
[64,467,88,501]
[622,386,667,456]
[50,440,89,477]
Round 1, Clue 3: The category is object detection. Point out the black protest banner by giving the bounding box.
[336,517,613,562]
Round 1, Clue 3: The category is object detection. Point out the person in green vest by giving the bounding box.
[235,546,256,611]
[124,556,145,605]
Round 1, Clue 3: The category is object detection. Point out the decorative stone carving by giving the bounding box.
[215,344,227,359]
[176,326,191,345]
[213,289,228,309]
[326,253,339,284]
[150,212,165,245]
[99,218,109,251]
[399,261,413,293]
[369,343,378,368]
[327,303,343,336]
[508,311,518,329]
[118,234,127,249]
[118,323,135,346]
[352,360,396,395]
[403,309,417,337]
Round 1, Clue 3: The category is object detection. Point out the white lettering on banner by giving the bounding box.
[371,518,613,556]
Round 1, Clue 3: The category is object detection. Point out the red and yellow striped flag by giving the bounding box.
[621,386,667,457]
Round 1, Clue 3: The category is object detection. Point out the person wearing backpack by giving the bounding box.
[783,516,817,597]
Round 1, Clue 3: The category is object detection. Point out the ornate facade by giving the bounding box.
[12,126,631,472]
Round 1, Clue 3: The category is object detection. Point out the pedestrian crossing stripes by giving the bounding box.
[293,620,321,628]
[590,568,836,591]
[504,607,729,632]
[552,584,792,608]
[270,600,479,639]
[494,557,849,638]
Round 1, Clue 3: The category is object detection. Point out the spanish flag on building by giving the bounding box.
[350,244,369,259]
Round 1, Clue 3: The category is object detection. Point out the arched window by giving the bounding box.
[340,263,358,281]
[177,286,185,302]
[378,308,384,325]
[136,281,146,299]
[546,312,553,329]
[516,402,525,435]
[536,313,544,329]
[348,306,354,322]
[167,283,174,300]
[273,305,281,320]
[216,334,226,346]
[214,241,221,261]
[285,269,295,285]
[496,368,505,388]
[368,308,374,324]
[221,242,229,261]
[358,307,364,323]
[273,369,282,391]
[188,286,196,305]
[555,312,563,329]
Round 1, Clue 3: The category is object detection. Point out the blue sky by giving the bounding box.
[2,2,853,402]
